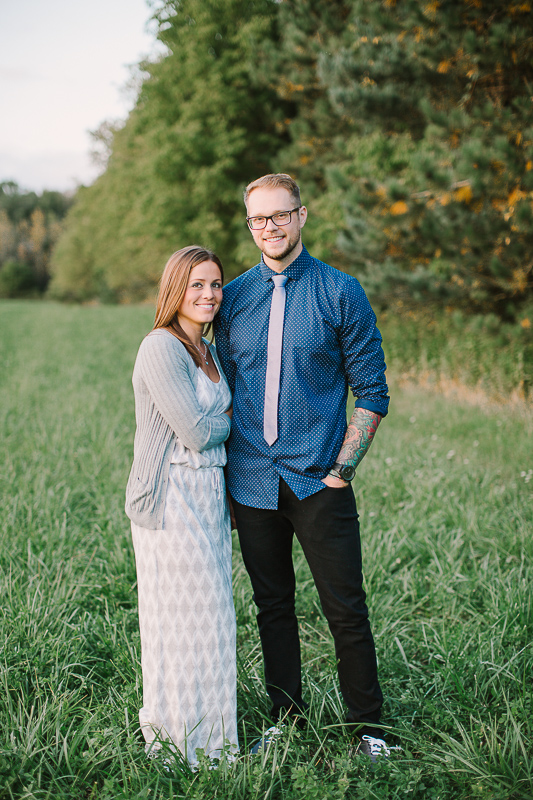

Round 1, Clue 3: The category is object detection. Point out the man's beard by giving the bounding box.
[261,231,301,261]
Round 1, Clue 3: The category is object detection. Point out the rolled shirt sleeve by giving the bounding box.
[214,247,389,508]
[339,278,389,418]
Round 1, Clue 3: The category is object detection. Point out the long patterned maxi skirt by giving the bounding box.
[131,464,239,766]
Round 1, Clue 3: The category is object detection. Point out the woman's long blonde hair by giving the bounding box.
[152,245,224,368]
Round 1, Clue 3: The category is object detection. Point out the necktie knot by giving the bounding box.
[272,274,288,289]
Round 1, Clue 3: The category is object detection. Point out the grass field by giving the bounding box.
[0,300,532,800]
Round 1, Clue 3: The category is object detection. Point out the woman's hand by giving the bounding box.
[225,404,233,420]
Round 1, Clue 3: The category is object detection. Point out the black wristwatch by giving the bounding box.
[328,462,356,482]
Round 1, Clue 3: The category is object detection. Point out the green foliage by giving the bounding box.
[378,305,533,400]
[49,0,287,302]
[0,182,71,296]
[0,300,532,798]
[0,260,36,298]
[0,180,71,224]
[49,1,533,320]
[317,0,533,318]
[253,0,356,266]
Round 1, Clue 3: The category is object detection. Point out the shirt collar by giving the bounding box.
[258,245,312,282]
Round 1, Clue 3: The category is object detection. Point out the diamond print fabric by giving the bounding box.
[131,366,238,766]
[131,466,238,765]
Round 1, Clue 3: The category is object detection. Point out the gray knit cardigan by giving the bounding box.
[125,329,231,529]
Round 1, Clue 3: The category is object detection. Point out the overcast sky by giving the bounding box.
[0,0,160,193]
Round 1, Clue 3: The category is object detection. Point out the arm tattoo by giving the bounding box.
[336,408,382,469]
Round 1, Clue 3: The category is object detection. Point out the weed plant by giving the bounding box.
[379,307,533,401]
[0,300,531,799]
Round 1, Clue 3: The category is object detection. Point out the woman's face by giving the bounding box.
[177,260,223,330]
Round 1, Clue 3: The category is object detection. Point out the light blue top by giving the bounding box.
[125,329,231,529]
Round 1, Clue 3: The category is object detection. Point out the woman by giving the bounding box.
[125,245,238,768]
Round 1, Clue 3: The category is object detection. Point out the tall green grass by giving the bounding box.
[379,307,533,402]
[0,300,531,799]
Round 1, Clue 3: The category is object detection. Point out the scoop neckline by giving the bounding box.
[198,362,221,385]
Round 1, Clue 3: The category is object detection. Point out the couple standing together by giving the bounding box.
[125,173,390,768]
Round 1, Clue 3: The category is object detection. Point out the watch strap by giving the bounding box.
[329,462,356,481]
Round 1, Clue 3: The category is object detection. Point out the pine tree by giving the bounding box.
[319,0,533,320]
[257,0,356,264]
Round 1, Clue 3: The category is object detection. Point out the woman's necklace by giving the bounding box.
[193,340,209,366]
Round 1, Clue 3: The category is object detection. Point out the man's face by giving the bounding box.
[246,187,307,265]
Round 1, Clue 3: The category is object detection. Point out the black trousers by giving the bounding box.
[232,477,383,738]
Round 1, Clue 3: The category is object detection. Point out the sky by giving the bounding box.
[0,0,161,193]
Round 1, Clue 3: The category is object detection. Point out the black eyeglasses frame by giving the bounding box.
[246,207,301,231]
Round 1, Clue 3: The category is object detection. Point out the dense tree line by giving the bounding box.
[49,0,533,324]
[0,182,71,298]
[50,0,286,303]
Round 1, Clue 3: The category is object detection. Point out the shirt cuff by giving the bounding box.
[354,399,388,418]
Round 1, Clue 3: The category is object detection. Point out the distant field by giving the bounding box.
[0,300,531,800]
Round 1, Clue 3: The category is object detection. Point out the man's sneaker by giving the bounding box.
[250,725,284,755]
[357,735,397,764]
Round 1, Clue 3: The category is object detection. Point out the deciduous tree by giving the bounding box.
[50,0,286,301]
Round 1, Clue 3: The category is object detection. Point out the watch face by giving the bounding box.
[339,464,355,481]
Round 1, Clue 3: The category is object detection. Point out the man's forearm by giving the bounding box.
[335,408,382,469]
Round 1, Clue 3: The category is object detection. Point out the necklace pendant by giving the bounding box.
[194,339,209,366]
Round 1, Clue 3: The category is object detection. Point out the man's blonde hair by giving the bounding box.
[244,173,301,209]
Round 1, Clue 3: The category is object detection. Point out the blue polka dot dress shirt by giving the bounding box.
[214,246,389,510]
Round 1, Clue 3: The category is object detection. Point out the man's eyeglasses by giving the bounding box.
[246,207,301,231]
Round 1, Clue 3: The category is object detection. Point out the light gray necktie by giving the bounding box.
[264,273,288,446]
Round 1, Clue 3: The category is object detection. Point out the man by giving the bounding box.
[214,173,391,761]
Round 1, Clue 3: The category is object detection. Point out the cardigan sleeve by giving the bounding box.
[136,330,231,452]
